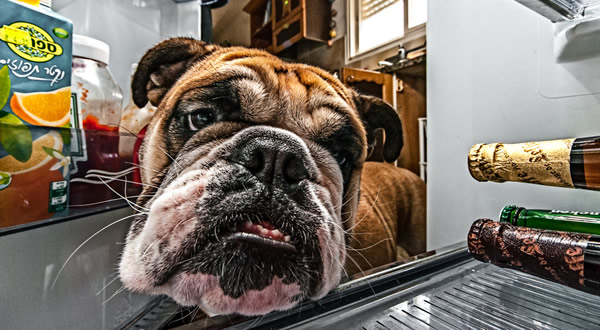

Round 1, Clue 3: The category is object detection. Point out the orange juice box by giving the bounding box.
[0,0,73,228]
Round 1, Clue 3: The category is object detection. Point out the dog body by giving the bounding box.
[119,38,406,316]
[348,162,426,275]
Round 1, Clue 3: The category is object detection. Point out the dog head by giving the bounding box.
[118,37,402,316]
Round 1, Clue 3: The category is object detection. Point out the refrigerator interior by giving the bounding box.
[5,0,600,328]
[427,0,600,250]
[53,0,201,102]
[0,0,200,328]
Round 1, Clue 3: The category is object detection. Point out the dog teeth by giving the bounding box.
[237,220,292,243]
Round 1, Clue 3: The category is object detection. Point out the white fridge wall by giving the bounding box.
[0,208,154,329]
[427,0,600,250]
[54,0,200,103]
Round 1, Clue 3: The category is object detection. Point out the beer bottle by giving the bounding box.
[500,205,600,235]
[468,219,600,295]
[468,136,600,190]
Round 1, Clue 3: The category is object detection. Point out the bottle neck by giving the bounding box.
[570,136,600,190]
[505,206,600,235]
[468,138,576,188]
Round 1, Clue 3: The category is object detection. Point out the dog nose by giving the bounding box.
[230,139,309,194]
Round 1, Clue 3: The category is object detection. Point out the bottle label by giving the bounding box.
[0,23,63,63]
[550,209,600,217]
[468,138,575,188]
[48,179,67,212]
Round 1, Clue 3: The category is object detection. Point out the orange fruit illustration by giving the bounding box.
[0,131,65,227]
[10,86,71,127]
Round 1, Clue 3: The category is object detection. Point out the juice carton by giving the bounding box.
[0,0,73,228]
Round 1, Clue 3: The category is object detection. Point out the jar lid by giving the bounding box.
[73,34,110,65]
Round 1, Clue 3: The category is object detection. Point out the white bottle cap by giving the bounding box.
[73,34,110,65]
[40,0,51,7]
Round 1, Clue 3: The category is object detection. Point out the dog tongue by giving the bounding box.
[239,221,291,242]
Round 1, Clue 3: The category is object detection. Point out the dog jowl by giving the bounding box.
[118,37,402,316]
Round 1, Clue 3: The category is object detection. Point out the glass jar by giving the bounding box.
[69,34,123,207]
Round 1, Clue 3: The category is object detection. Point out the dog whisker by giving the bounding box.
[124,161,162,175]
[82,174,165,193]
[342,251,376,295]
[52,212,142,289]
[69,194,154,207]
[346,184,382,233]
[97,177,150,213]
[96,272,121,296]
[86,166,137,177]
[139,216,197,260]
[102,285,127,305]
[321,235,349,279]
[346,238,393,251]
[116,124,144,140]
[158,144,183,174]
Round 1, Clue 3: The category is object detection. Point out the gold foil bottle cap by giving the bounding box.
[467,139,575,188]
[468,143,501,182]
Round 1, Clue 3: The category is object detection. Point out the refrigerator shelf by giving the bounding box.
[215,244,600,329]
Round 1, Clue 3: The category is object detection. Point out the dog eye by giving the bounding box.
[333,151,352,168]
[187,110,215,131]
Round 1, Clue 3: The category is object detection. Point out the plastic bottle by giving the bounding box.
[69,34,123,206]
[119,63,155,161]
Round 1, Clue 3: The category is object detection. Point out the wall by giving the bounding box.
[55,0,200,102]
[212,0,251,47]
[427,0,600,250]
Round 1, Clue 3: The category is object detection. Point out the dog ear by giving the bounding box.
[132,37,219,107]
[354,94,403,163]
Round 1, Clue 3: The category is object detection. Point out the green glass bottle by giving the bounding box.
[500,205,600,235]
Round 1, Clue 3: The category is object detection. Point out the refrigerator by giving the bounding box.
[427,0,600,250]
[4,0,600,328]
[0,1,201,328]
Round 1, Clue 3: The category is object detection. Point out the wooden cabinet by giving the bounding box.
[243,0,330,56]
[342,67,426,177]
[243,0,273,51]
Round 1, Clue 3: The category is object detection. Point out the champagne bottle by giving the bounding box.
[500,205,600,235]
[468,219,600,295]
[468,136,600,190]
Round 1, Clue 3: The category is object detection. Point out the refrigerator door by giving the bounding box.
[0,1,201,327]
[427,0,600,250]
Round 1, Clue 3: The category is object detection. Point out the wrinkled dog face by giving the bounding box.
[119,38,401,316]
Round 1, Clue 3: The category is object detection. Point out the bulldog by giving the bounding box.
[118,37,407,316]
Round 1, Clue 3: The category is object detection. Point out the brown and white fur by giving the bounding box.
[118,37,408,316]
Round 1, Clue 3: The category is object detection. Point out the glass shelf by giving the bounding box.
[514,0,585,21]
[0,123,143,235]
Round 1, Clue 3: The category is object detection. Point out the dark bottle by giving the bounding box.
[468,136,600,190]
[500,205,600,235]
[468,219,600,295]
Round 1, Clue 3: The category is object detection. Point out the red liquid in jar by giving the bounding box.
[69,114,123,206]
